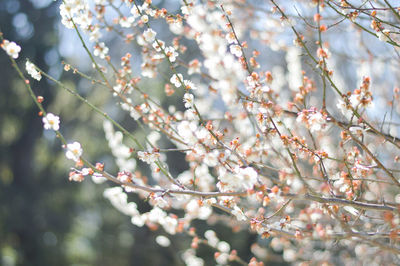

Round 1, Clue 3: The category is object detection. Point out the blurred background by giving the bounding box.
[0,1,271,265]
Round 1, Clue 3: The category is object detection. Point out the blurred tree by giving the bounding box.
[0,1,143,265]
[0,1,78,265]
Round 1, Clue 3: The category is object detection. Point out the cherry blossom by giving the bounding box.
[231,206,247,221]
[143,29,156,43]
[183,93,194,109]
[229,44,242,57]
[1,40,21,59]
[69,171,84,182]
[42,113,60,131]
[377,30,390,42]
[26,61,42,81]
[93,42,108,59]
[170,73,183,87]
[164,46,178,62]
[137,150,160,164]
[155,235,171,247]
[65,141,83,162]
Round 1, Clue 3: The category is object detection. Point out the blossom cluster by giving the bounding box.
[4,0,400,265]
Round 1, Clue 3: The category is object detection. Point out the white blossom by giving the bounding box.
[237,167,258,189]
[231,205,247,221]
[65,141,83,162]
[152,40,165,52]
[183,93,194,109]
[155,235,171,247]
[170,73,183,87]
[164,46,178,62]
[26,61,42,81]
[1,40,21,59]
[141,15,149,23]
[377,30,390,42]
[93,42,109,59]
[183,80,198,90]
[119,16,135,28]
[185,199,212,220]
[229,44,242,57]
[143,29,157,42]
[42,113,60,131]
[137,151,160,164]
